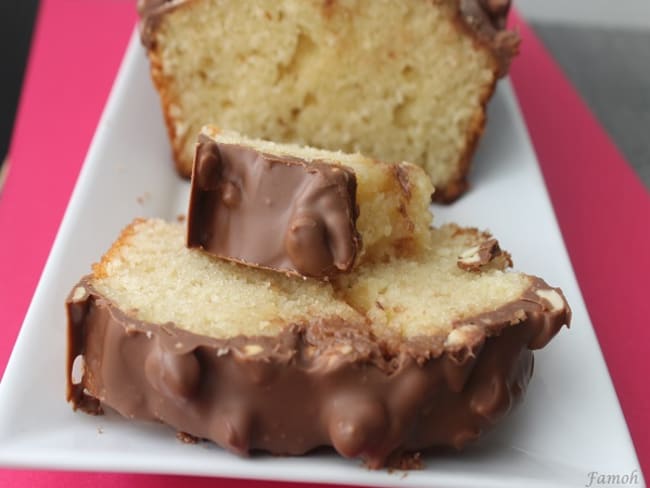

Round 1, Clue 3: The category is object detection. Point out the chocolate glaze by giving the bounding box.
[467,0,512,31]
[138,0,179,49]
[187,135,361,279]
[458,0,520,77]
[137,0,170,17]
[67,277,570,468]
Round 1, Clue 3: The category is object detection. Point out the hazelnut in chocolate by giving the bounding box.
[139,0,519,202]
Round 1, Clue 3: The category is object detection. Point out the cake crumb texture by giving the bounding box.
[92,219,532,341]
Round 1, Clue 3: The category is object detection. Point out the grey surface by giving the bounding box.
[518,0,650,29]
[531,23,650,188]
[0,0,39,163]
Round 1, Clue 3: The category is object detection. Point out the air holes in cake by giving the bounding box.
[222,100,233,110]
[401,65,415,81]
[290,107,301,120]
[71,355,85,385]
[393,96,414,128]
[275,32,318,84]
[304,92,317,107]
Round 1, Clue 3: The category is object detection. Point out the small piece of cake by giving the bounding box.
[188,126,434,279]
[138,0,519,202]
[67,219,570,468]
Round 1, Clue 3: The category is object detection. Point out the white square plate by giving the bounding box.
[0,31,643,488]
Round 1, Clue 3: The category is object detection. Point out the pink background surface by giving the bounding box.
[0,1,648,486]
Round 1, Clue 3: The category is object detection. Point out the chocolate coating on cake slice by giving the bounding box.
[187,134,361,279]
[457,0,519,77]
[67,277,569,469]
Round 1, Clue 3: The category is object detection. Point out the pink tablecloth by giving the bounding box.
[0,1,648,486]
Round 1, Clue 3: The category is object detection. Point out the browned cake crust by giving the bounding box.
[138,0,520,203]
[441,0,520,202]
[67,276,569,468]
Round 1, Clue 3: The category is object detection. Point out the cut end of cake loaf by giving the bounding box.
[189,126,434,277]
[141,0,519,202]
[70,218,569,467]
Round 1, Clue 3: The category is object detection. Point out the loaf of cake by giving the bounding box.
[138,0,520,202]
[188,126,434,279]
[67,218,570,468]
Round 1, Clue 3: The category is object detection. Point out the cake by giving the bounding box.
[138,0,520,202]
[67,218,570,468]
[188,126,434,278]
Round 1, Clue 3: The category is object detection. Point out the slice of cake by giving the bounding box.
[188,126,434,279]
[138,0,520,202]
[67,218,569,468]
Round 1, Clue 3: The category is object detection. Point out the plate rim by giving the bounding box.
[0,28,643,488]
